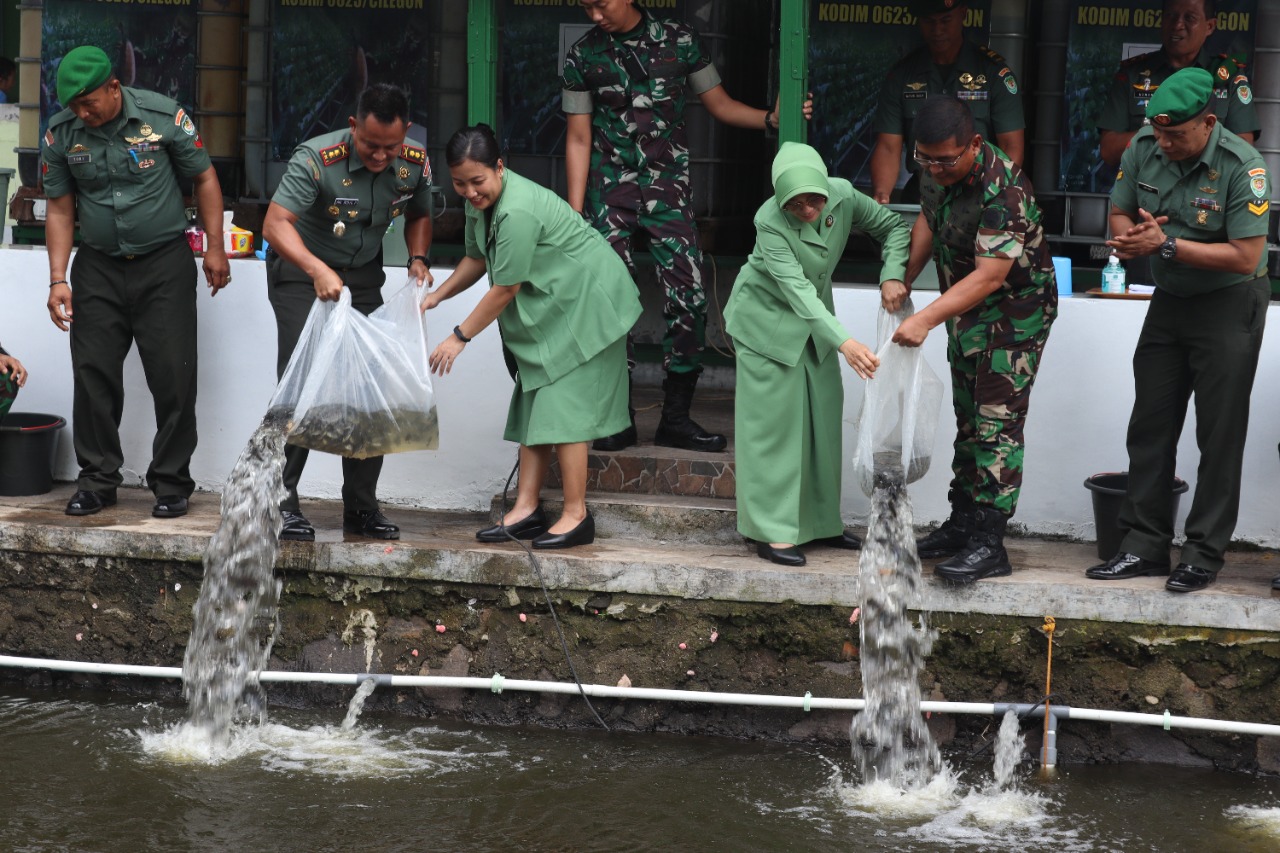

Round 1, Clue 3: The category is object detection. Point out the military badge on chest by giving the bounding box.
[331,197,360,236]
[956,73,988,101]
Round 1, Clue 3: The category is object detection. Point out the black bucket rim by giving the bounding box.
[0,413,68,433]
[1084,471,1189,496]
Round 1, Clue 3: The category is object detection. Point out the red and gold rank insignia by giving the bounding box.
[320,142,350,166]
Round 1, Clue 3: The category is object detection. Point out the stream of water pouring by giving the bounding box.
[850,464,943,788]
[181,416,289,747]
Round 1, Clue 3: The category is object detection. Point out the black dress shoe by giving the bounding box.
[756,542,806,567]
[532,513,595,550]
[343,508,400,540]
[1085,551,1171,580]
[812,530,862,550]
[477,507,548,542]
[592,423,638,452]
[280,510,315,542]
[65,489,117,516]
[152,495,189,518]
[1166,563,1216,593]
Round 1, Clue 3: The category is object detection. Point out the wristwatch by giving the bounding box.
[407,254,431,268]
[1158,237,1177,261]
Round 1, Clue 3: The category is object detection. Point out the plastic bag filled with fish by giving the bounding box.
[267,278,439,458]
[851,300,943,496]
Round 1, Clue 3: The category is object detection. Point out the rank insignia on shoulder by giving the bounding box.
[321,143,350,166]
[1248,200,1269,216]
[400,145,426,165]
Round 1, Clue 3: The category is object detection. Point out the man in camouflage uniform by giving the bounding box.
[883,96,1055,584]
[562,0,802,453]
[1097,0,1259,168]
[1087,68,1270,594]
[870,0,1025,205]
[262,83,434,542]
[42,45,230,520]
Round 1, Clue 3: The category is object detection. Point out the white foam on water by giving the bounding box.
[136,719,508,778]
[1226,805,1280,841]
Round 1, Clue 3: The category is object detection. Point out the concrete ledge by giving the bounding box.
[2,485,1276,632]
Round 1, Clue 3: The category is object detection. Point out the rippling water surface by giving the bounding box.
[4,687,1279,853]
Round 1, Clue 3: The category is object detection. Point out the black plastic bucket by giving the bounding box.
[0,413,67,496]
[1084,471,1189,561]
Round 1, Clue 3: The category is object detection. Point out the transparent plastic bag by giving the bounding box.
[851,299,944,496]
[267,278,439,458]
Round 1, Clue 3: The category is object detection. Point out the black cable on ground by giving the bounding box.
[497,453,611,732]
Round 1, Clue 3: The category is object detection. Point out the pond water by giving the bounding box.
[4,686,1279,853]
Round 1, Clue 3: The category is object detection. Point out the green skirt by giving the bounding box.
[504,336,630,446]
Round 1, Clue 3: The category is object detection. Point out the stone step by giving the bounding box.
[488,489,742,545]
[545,384,737,499]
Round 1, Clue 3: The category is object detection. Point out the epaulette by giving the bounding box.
[1119,50,1156,69]
[320,142,349,166]
[979,46,1009,66]
[399,144,426,165]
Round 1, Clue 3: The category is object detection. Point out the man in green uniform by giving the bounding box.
[1097,0,1259,169]
[885,96,1056,584]
[1085,68,1270,594]
[262,83,433,542]
[870,0,1024,205]
[42,45,230,519]
[562,0,808,453]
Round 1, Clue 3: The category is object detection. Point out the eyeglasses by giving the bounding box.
[784,193,826,213]
[912,146,968,169]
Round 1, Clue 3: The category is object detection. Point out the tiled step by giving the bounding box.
[545,384,737,499]
[488,489,742,545]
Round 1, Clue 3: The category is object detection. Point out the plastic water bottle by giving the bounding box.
[1102,253,1126,295]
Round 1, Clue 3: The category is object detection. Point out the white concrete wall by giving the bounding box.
[3,244,1278,548]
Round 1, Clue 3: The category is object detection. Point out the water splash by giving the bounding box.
[181,416,289,748]
[341,679,379,731]
[850,464,942,788]
[990,710,1025,792]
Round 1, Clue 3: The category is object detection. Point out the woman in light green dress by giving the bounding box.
[724,143,910,566]
[425,125,641,550]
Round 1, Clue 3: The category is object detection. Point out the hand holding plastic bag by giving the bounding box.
[851,299,944,496]
[267,278,439,458]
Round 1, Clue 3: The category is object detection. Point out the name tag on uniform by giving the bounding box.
[333,197,359,206]
[1137,181,1160,194]
[903,91,927,100]
[67,153,92,165]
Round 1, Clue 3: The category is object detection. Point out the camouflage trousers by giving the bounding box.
[587,181,706,374]
[945,332,1049,516]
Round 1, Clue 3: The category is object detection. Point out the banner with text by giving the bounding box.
[1061,0,1258,193]
[41,0,197,130]
[808,1,992,187]
[270,1,430,160]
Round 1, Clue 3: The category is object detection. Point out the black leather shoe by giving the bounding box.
[280,510,315,542]
[343,508,400,540]
[1085,551,1171,580]
[65,489,117,516]
[152,495,189,518]
[756,542,806,567]
[812,531,862,550]
[1165,563,1216,593]
[532,513,595,550]
[477,507,549,542]
[592,423,638,452]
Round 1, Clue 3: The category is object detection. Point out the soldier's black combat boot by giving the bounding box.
[593,375,637,451]
[916,488,976,558]
[654,371,727,452]
[934,506,1013,584]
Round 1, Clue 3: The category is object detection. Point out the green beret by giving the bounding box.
[910,0,967,18]
[1146,67,1214,127]
[57,46,113,106]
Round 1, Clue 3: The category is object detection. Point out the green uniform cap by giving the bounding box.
[57,46,113,105]
[909,0,967,18]
[771,142,830,210]
[1146,67,1214,126]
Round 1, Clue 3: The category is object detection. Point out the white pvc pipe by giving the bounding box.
[4,654,1279,738]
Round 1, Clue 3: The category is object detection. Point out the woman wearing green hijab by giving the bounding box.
[724,143,910,566]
